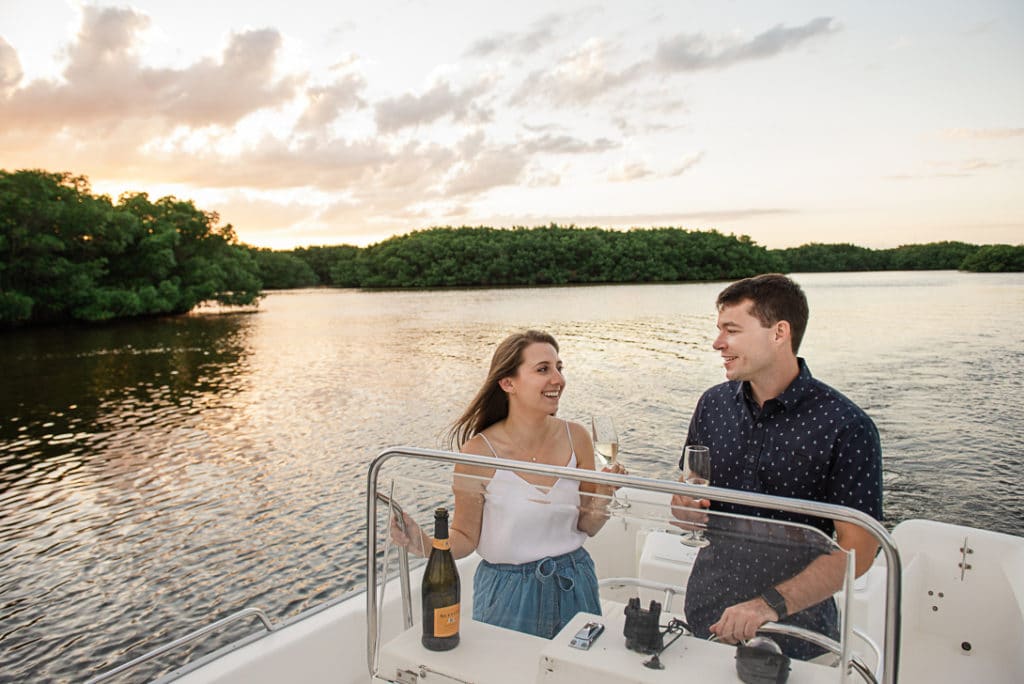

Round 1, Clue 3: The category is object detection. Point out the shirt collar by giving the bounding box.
[733,357,813,410]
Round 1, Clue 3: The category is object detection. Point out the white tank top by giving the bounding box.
[474,421,588,564]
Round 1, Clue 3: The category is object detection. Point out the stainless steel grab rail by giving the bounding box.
[85,607,273,684]
[375,490,414,629]
[757,623,878,684]
[365,446,901,684]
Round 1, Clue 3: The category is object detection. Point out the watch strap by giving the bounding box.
[760,586,788,620]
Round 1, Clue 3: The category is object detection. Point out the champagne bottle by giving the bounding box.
[421,507,460,650]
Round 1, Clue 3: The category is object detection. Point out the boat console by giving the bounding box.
[379,601,844,683]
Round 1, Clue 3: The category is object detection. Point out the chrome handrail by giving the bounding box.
[757,623,877,684]
[365,446,901,684]
[85,607,273,684]
[851,626,884,683]
[375,490,414,629]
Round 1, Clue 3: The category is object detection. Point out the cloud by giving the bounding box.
[296,72,367,131]
[0,6,300,131]
[214,193,322,236]
[668,151,705,176]
[521,133,618,155]
[511,38,646,106]
[940,127,1024,140]
[464,14,560,58]
[655,17,838,72]
[374,79,490,133]
[609,162,653,182]
[443,134,530,196]
[608,150,704,182]
[178,135,397,190]
[506,17,838,109]
[886,157,1013,180]
[0,37,23,92]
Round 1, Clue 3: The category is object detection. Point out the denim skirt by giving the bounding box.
[472,546,601,639]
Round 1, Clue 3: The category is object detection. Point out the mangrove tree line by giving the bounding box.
[1,169,261,325]
[3,168,1021,325]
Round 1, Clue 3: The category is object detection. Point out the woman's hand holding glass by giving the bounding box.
[590,415,628,505]
[390,511,428,557]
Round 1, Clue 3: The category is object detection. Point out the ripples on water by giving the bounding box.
[1,272,1022,681]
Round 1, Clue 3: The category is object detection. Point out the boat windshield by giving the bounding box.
[368,449,871,684]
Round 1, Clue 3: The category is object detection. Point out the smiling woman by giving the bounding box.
[390,329,625,640]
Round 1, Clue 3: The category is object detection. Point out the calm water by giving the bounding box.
[1,271,1022,682]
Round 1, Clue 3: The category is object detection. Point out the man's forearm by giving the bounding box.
[773,549,847,616]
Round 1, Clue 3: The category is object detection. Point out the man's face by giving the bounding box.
[712,300,778,382]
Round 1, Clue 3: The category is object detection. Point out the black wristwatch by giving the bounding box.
[760,586,788,620]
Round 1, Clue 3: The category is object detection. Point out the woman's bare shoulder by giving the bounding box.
[564,419,592,446]
[455,433,496,478]
[564,419,596,470]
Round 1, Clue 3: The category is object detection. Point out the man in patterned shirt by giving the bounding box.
[670,273,882,660]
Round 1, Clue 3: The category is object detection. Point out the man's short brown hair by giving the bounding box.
[716,274,809,354]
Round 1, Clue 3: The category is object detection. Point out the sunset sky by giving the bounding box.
[1,1,1021,250]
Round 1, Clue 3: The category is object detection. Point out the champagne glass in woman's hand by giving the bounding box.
[590,415,619,467]
[590,415,628,509]
[679,445,711,547]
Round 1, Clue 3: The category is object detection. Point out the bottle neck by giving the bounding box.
[433,511,450,550]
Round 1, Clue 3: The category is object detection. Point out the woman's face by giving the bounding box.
[508,342,564,414]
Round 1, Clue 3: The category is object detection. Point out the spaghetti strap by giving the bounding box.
[564,419,575,457]
[478,433,500,458]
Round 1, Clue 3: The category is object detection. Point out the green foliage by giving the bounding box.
[1,169,262,326]
[281,227,1016,291]
[775,243,887,272]
[296,224,783,289]
[250,248,319,289]
[883,241,979,270]
[6,170,1016,325]
[774,240,991,273]
[959,244,1024,272]
[291,245,344,284]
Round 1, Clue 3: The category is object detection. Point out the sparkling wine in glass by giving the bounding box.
[590,415,628,509]
[590,415,619,467]
[680,445,711,547]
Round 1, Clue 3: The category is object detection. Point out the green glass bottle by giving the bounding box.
[421,507,460,650]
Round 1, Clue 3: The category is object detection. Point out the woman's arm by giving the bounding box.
[447,459,489,559]
[391,438,491,559]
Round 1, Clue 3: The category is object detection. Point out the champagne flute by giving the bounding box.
[680,445,711,547]
[589,415,619,467]
[590,415,627,509]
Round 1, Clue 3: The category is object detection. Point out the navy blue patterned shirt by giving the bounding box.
[680,359,882,659]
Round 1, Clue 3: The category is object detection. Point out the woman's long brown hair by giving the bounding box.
[446,330,559,449]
